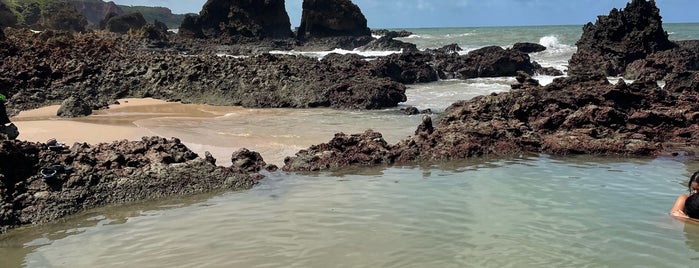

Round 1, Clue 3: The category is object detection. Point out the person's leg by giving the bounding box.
[0,100,11,125]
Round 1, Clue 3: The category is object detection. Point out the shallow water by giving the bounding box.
[2,155,699,267]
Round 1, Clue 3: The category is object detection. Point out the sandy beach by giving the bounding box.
[10,98,258,163]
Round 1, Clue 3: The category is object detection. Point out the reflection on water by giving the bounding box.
[2,156,699,267]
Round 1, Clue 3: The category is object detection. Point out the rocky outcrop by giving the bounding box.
[179,0,292,40]
[283,130,395,172]
[297,0,371,39]
[101,12,147,34]
[435,46,537,79]
[295,0,372,49]
[0,137,266,233]
[568,0,675,76]
[284,72,699,171]
[0,29,407,113]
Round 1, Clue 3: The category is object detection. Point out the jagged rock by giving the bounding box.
[512,42,546,53]
[102,12,147,34]
[0,137,263,233]
[297,0,371,39]
[282,130,394,172]
[230,148,266,173]
[179,0,292,40]
[57,96,92,117]
[568,0,675,76]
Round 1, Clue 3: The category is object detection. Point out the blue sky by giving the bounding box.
[110,0,697,28]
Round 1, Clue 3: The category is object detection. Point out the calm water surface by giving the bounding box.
[1,156,698,267]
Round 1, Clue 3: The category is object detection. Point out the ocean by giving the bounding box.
[2,23,699,267]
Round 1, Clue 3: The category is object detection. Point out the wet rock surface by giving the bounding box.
[0,137,264,233]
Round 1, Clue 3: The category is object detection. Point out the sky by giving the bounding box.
[110,0,698,28]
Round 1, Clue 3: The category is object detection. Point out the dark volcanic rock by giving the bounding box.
[435,46,536,79]
[179,0,292,40]
[284,72,699,171]
[282,130,395,172]
[0,137,263,233]
[297,0,371,39]
[512,42,546,53]
[568,0,675,76]
[0,31,406,111]
[102,12,148,34]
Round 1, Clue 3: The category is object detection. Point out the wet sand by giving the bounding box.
[11,98,253,164]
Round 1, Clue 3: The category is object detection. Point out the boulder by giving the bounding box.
[0,123,19,140]
[57,96,92,117]
[297,0,371,39]
[179,0,292,40]
[512,42,546,53]
[568,0,675,76]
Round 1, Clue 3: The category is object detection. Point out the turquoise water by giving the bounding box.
[2,24,699,267]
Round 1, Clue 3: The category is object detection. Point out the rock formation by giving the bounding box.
[178,0,292,40]
[297,0,371,39]
[0,137,267,233]
[284,72,699,171]
[568,0,674,77]
[295,0,373,49]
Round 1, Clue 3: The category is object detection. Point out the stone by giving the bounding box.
[57,96,92,118]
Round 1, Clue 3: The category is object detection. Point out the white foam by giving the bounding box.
[269,48,402,59]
